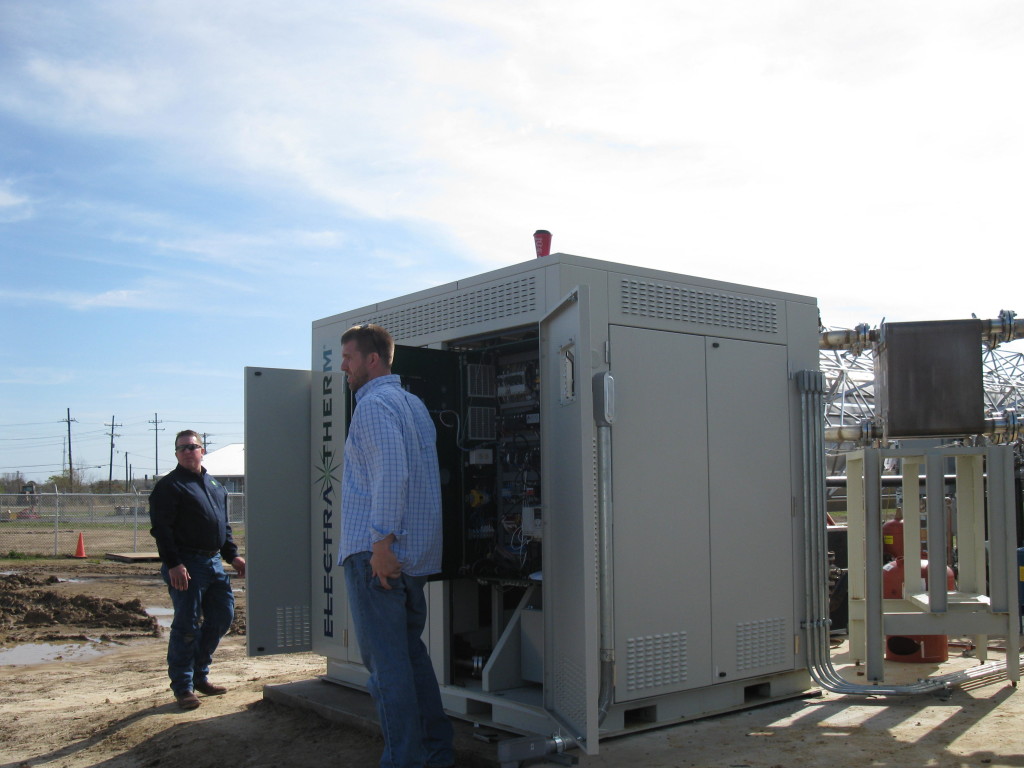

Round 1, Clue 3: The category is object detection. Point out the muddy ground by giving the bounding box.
[1,557,1023,768]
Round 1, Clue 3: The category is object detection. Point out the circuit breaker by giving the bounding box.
[245,253,820,755]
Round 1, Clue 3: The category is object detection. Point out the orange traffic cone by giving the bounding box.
[73,532,86,558]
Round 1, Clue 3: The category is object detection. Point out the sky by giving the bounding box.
[1,1,1022,485]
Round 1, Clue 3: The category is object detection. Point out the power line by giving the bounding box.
[0,421,71,427]
[0,463,68,470]
[0,433,68,442]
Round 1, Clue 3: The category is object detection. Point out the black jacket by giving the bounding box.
[149,464,238,568]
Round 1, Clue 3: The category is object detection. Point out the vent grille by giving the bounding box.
[466,364,497,398]
[275,604,312,649]
[358,276,538,340]
[626,632,687,691]
[592,436,600,594]
[552,652,587,732]
[467,407,496,441]
[735,618,788,671]
[620,279,779,334]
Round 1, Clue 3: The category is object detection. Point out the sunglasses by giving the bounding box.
[175,444,203,452]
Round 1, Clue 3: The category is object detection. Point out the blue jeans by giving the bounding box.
[344,552,454,768]
[161,552,235,696]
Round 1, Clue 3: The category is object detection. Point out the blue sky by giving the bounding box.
[2,1,1023,484]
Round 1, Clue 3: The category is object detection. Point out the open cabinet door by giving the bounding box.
[539,286,600,754]
[245,367,313,656]
[387,345,462,578]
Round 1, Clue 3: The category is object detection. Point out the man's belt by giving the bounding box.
[180,547,220,557]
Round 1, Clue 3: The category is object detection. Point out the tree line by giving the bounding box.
[0,470,151,494]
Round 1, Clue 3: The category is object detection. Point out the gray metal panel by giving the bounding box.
[312,253,817,349]
[547,253,815,305]
[540,286,599,754]
[318,267,549,348]
[245,367,313,656]
[608,270,789,344]
[705,339,795,680]
[312,370,349,661]
[609,326,713,699]
[876,319,985,438]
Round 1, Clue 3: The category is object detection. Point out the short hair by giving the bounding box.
[174,430,203,449]
[341,323,395,368]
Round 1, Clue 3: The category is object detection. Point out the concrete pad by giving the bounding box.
[264,641,1023,767]
[264,677,512,767]
[105,552,161,562]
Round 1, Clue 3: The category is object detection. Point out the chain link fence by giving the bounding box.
[0,492,246,558]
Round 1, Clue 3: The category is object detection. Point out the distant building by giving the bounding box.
[201,443,245,493]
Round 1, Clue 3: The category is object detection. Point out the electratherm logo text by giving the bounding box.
[317,345,338,638]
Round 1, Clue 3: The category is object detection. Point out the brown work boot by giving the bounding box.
[194,680,227,696]
[175,691,200,710]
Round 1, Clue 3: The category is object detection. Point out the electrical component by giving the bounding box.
[469,448,493,466]
[467,407,497,441]
[497,370,528,398]
[522,506,543,538]
[467,488,491,507]
[466,364,497,398]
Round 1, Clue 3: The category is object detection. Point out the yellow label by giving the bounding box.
[883,535,894,545]
[1019,566,1024,582]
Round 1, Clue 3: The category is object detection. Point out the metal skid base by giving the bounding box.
[293,665,813,766]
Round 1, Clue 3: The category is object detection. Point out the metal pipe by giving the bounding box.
[824,414,1022,444]
[596,423,616,722]
[824,423,882,443]
[819,310,1022,351]
[497,733,578,765]
[593,372,617,724]
[828,473,977,488]
[819,323,878,352]
[863,449,885,682]
[981,309,1021,348]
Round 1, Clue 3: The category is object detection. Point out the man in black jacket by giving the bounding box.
[149,430,246,710]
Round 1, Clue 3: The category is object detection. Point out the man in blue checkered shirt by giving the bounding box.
[337,323,454,768]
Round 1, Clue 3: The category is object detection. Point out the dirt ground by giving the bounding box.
[1,557,1023,768]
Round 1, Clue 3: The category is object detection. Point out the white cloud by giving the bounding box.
[23,56,177,125]
[0,366,76,386]
[2,0,1022,329]
[73,288,152,309]
[0,180,33,222]
[0,286,154,311]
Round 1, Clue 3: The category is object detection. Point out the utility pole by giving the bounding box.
[202,433,215,452]
[125,452,129,492]
[149,413,164,477]
[106,415,122,490]
[61,408,78,492]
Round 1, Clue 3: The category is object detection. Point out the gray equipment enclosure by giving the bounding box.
[245,253,821,754]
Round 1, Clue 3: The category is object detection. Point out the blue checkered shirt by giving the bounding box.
[337,374,443,577]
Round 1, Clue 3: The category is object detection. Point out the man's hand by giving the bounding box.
[231,556,246,578]
[169,563,190,591]
[370,535,402,589]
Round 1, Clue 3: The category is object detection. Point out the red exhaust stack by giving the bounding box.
[534,230,552,258]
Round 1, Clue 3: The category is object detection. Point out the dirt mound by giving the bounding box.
[0,573,160,643]
[0,563,249,647]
